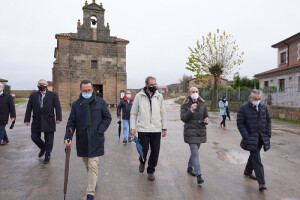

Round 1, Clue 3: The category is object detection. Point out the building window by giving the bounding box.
[264,81,269,88]
[279,79,285,91]
[280,52,287,64]
[91,60,97,69]
[270,80,273,83]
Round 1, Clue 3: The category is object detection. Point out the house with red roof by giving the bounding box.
[255,32,300,107]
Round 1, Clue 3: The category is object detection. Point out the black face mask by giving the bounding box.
[38,85,47,91]
[148,86,156,93]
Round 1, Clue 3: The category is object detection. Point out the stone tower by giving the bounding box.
[53,0,129,107]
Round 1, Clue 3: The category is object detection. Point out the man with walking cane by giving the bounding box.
[65,80,111,200]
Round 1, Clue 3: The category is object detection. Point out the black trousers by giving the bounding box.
[221,115,226,127]
[138,132,161,174]
[245,136,265,184]
[31,132,54,157]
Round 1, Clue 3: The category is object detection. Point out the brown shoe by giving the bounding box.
[139,163,145,173]
[223,126,226,130]
[148,173,155,181]
[0,140,8,146]
[259,184,267,191]
[220,123,222,128]
[244,171,257,180]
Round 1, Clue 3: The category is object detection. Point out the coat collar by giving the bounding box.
[140,88,159,97]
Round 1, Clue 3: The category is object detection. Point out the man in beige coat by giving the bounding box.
[130,76,167,181]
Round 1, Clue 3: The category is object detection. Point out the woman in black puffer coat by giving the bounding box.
[180,87,208,185]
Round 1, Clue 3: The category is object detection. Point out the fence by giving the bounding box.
[199,88,252,102]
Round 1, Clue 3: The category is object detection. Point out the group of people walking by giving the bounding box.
[0,76,271,200]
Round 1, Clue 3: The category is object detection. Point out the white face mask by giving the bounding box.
[252,100,260,106]
[191,93,199,100]
[126,94,131,99]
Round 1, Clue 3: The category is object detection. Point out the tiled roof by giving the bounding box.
[254,64,300,77]
[47,81,53,87]
[189,75,228,81]
[272,32,300,48]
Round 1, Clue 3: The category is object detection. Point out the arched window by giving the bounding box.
[90,16,97,28]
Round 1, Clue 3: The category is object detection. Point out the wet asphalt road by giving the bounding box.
[0,99,300,200]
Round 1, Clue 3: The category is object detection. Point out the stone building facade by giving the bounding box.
[255,32,300,107]
[53,0,129,107]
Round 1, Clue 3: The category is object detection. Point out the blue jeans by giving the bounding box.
[188,143,202,176]
[0,125,7,142]
[123,120,131,140]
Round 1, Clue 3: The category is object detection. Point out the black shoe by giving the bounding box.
[197,175,204,185]
[259,184,267,191]
[148,173,155,181]
[139,163,145,173]
[187,167,196,176]
[87,194,94,200]
[38,149,45,158]
[43,156,50,164]
[0,140,9,146]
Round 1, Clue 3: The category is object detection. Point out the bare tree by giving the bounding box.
[186,29,244,109]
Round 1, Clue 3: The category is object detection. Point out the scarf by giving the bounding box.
[79,93,94,130]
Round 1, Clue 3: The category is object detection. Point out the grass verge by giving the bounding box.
[14,99,28,104]
[272,117,300,125]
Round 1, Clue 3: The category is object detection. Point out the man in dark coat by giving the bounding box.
[0,82,16,145]
[237,89,271,191]
[117,90,134,143]
[180,87,208,185]
[24,79,62,164]
[65,80,111,200]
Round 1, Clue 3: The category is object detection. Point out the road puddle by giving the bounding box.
[217,149,248,164]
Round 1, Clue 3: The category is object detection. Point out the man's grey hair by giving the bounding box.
[249,89,261,98]
[145,76,156,85]
[0,82,4,89]
[38,79,48,86]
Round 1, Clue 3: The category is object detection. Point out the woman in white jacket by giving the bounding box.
[219,96,228,130]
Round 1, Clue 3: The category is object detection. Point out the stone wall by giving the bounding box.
[267,105,300,122]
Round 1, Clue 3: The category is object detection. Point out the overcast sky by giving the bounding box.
[0,0,299,90]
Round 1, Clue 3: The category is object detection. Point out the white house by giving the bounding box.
[255,32,300,107]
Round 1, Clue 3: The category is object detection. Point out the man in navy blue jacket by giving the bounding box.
[237,89,271,191]
[65,80,111,200]
[24,79,62,164]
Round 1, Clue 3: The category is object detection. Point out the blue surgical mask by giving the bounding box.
[82,92,92,99]
[126,94,131,99]
[0,88,2,92]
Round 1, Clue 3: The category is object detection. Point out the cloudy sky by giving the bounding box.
[0,0,299,90]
